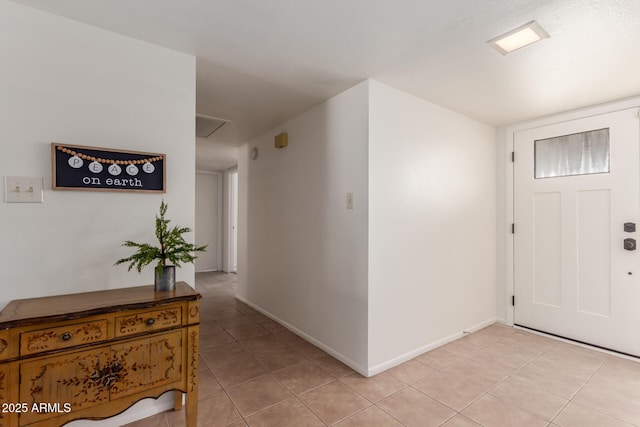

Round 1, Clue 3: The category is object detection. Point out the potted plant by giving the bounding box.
[115,200,207,291]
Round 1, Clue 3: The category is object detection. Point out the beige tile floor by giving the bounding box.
[127,272,640,427]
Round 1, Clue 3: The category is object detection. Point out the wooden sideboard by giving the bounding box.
[0,282,201,427]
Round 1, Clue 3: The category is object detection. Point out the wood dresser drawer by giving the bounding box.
[20,319,108,356]
[115,304,182,337]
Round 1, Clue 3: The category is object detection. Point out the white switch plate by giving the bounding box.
[5,176,44,203]
[347,192,354,209]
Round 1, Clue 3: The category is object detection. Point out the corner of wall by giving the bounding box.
[367,81,498,369]
[236,82,370,370]
[496,126,510,324]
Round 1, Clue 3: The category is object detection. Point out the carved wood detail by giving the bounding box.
[188,300,200,325]
[189,305,199,318]
[0,339,6,355]
[189,329,198,392]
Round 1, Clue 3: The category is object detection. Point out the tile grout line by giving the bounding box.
[434,331,562,423]
[365,385,411,427]
[388,330,514,420]
[224,331,296,425]
[204,297,260,426]
[169,275,640,427]
[208,306,356,427]
[476,334,618,426]
[467,335,561,423]
[538,338,605,423]
[546,353,638,427]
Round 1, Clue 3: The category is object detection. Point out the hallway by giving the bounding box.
[128,272,640,426]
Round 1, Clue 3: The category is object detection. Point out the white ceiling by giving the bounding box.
[195,138,238,172]
[12,0,640,170]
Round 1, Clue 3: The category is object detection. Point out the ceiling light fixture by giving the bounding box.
[487,20,549,55]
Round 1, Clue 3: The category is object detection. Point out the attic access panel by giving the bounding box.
[196,114,228,138]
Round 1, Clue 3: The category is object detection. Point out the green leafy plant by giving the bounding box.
[115,200,207,275]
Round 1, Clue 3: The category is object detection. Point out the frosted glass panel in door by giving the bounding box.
[535,128,610,178]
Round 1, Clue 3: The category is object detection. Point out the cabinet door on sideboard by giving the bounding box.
[19,348,111,425]
[110,331,183,399]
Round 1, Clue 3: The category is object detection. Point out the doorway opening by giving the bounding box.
[228,170,238,273]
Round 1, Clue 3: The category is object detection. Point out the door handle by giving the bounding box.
[624,238,636,251]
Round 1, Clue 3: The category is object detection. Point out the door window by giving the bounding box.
[534,128,610,178]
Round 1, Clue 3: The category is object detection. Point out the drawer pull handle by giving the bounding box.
[145,318,155,326]
[61,332,73,341]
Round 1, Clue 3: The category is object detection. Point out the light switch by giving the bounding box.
[5,176,44,203]
[347,192,354,209]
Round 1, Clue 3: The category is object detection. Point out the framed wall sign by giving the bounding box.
[51,143,166,193]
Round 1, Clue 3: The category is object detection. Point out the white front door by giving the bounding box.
[514,108,640,356]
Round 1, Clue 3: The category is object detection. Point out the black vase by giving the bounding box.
[154,265,176,292]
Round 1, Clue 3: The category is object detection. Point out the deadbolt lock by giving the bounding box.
[624,238,636,251]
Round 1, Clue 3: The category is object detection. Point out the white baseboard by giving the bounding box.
[366,317,497,376]
[495,317,509,326]
[235,295,369,376]
[236,294,499,378]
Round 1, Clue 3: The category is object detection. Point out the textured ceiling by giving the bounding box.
[11,0,640,170]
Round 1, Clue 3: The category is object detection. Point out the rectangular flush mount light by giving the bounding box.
[487,20,549,55]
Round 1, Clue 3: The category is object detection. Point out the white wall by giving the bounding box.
[196,137,239,171]
[238,80,498,375]
[195,172,221,271]
[0,3,195,425]
[368,81,497,372]
[237,81,370,372]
